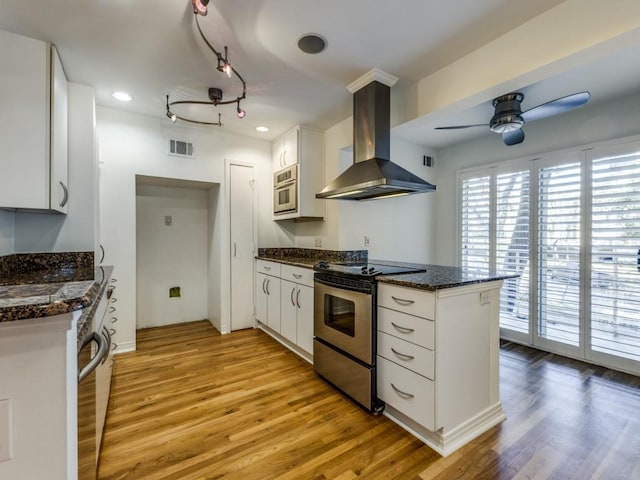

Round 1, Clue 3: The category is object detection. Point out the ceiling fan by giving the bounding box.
[435,91,591,146]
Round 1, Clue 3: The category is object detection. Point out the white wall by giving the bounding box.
[0,211,14,256]
[97,106,272,350]
[337,139,437,263]
[434,92,640,266]
[136,184,209,328]
[13,83,97,254]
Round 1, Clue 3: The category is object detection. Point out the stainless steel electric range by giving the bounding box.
[312,261,425,413]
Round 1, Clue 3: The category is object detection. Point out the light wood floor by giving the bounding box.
[98,321,640,480]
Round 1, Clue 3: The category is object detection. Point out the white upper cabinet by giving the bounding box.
[272,125,324,221]
[272,128,299,170]
[0,30,69,213]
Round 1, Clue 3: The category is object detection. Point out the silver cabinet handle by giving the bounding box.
[282,149,287,166]
[391,322,415,334]
[99,244,105,264]
[391,348,415,361]
[111,317,118,324]
[264,266,271,271]
[266,279,270,296]
[111,278,118,283]
[109,306,116,313]
[109,328,116,336]
[291,286,296,306]
[293,273,302,279]
[296,289,301,309]
[391,296,415,306]
[233,242,237,257]
[59,181,69,207]
[390,383,415,399]
[262,278,266,295]
[110,297,118,303]
[111,343,118,351]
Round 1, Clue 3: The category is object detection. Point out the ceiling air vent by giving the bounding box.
[168,139,194,158]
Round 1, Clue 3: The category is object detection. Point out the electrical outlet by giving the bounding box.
[364,236,371,246]
[164,215,173,226]
[0,398,14,462]
[315,238,322,248]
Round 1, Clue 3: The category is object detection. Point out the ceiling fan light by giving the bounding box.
[237,106,246,119]
[192,0,209,16]
[490,114,523,134]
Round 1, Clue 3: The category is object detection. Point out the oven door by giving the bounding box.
[314,277,373,364]
[273,181,297,214]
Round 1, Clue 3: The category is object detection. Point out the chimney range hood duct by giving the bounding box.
[316,70,436,200]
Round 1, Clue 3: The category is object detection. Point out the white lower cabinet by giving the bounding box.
[256,260,314,358]
[256,271,281,333]
[376,281,505,457]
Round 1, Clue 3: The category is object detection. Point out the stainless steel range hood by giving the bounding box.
[317,70,436,200]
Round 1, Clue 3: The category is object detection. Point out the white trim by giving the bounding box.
[383,402,505,457]
[256,322,313,365]
[346,68,398,93]
[113,340,135,354]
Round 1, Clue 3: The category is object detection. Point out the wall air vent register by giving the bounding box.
[168,139,195,158]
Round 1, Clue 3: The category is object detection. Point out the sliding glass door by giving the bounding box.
[588,144,640,369]
[459,140,640,375]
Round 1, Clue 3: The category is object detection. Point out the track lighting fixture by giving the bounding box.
[192,0,209,16]
[166,1,247,126]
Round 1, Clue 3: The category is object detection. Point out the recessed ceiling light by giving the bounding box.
[256,126,269,133]
[298,34,327,54]
[112,91,132,102]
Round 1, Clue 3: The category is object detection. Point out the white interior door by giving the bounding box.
[230,163,255,331]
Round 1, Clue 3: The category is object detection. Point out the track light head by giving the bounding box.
[192,0,209,16]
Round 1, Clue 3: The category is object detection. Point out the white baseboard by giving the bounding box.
[383,402,505,457]
[256,322,313,365]
[113,340,135,354]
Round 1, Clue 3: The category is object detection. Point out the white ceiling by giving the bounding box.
[1,0,639,147]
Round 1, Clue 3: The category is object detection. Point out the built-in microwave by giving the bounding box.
[274,164,297,214]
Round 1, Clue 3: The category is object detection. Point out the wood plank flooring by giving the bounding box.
[98,321,640,480]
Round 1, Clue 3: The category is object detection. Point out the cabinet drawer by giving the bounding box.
[377,356,434,430]
[281,264,314,287]
[378,306,434,350]
[256,260,281,277]
[377,331,434,379]
[378,284,435,320]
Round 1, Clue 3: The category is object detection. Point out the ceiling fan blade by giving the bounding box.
[521,91,590,123]
[503,128,524,146]
[434,124,488,130]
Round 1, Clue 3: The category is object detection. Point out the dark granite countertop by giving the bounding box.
[375,264,519,291]
[0,265,112,323]
[256,250,518,290]
[256,256,316,268]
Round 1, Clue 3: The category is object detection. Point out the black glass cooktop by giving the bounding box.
[313,261,425,278]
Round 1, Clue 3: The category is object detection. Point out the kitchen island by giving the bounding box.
[375,265,515,456]
[0,252,114,480]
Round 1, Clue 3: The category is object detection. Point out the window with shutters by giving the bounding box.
[459,139,640,374]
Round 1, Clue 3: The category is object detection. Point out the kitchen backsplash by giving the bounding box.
[258,247,367,263]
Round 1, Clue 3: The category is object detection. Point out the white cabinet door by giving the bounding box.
[296,284,314,354]
[265,276,281,333]
[230,164,255,331]
[281,128,299,167]
[256,273,268,324]
[280,279,297,343]
[0,30,49,210]
[50,45,69,214]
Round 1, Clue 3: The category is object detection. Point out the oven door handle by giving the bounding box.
[78,332,108,383]
[314,277,372,294]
